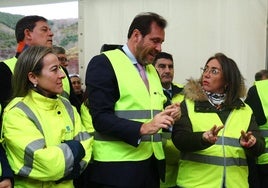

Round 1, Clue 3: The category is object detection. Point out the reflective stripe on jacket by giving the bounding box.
[255,80,268,164]
[92,49,166,161]
[177,99,251,188]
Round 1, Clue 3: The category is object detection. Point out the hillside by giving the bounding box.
[0,12,79,74]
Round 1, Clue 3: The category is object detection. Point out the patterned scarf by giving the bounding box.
[205,91,226,107]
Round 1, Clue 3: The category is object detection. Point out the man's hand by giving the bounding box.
[165,102,181,121]
[140,109,175,135]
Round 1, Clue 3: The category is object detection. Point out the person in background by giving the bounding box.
[153,52,183,188]
[85,12,180,188]
[254,69,268,81]
[172,53,265,188]
[52,45,82,113]
[1,46,93,188]
[69,74,84,103]
[73,88,94,188]
[0,15,53,111]
[245,69,268,188]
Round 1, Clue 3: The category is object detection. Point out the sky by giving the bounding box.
[0,1,78,19]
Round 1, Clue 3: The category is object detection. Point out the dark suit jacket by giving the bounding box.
[0,61,12,110]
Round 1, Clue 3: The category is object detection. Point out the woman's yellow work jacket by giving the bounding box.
[255,80,268,164]
[1,90,93,188]
[177,99,251,188]
[93,49,166,162]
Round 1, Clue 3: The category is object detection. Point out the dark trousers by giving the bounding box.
[77,155,163,188]
[257,164,268,188]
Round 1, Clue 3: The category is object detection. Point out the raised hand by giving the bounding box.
[240,130,256,148]
[202,125,224,144]
[140,109,175,135]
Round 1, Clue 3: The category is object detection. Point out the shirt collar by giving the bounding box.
[122,44,138,65]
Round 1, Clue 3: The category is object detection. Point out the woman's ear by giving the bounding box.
[28,72,37,86]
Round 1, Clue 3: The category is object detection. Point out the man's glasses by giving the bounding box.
[200,67,221,75]
[58,57,68,63]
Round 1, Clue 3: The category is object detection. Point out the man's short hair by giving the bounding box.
[153,52,173,66]
[255,69,268,81]
[15,15,47,43]
[127,12,167,39]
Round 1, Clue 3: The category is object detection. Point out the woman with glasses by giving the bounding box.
[172,53,265,188]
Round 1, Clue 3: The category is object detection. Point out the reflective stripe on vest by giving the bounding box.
[14,98,76,177]
[181,136,247,166]
[255,80,268,164]
[162,132,171,139]
[115,110,161,119]
[94,132,162,142]
[260,130,268,137]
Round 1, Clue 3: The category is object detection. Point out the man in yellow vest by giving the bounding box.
[85,12,180,188]
[0,15,54,110]
[52,45,82,113]
[153,52,184,188]
[245,69,268,188]
[0,16,78,112]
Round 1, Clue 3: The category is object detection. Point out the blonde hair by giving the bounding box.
[12,46,53,98]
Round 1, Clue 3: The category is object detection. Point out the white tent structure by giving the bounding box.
[78,0,268,88]
[1,0,267,88]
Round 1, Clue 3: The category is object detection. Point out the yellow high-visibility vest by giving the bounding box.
[93,49,166,161]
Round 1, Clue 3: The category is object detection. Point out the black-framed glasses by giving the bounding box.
[200,67,221,75]
[58,57,68,63]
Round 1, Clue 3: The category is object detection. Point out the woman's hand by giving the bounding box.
[202,125,224,144]
[240,130,256,148]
